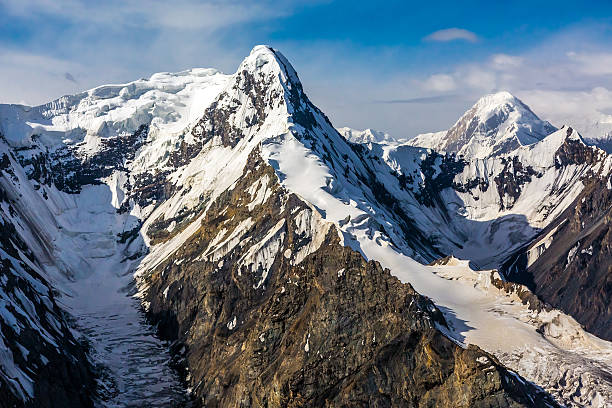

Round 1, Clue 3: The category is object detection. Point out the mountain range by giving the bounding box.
[0,45,610,407]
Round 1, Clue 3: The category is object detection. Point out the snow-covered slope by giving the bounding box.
[409,91,557,158]
[436,126,605,268]
[337,126,403,144]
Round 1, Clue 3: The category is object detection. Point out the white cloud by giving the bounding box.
[0,0,293,31]
[424,28,478,43]
[462,68,497,90]
[519,88,612,122]
[566,51,612,76]
[491,54,523,69]
[422,74,456,92]
[0,49,86,105]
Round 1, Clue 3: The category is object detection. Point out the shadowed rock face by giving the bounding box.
[13,124,150,195]
[142,154,557,407]
[493,156,541,211]
[502,154,612,341]
[0,185,96,408]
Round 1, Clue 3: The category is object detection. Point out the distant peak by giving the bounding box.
[337,127,398,144]
[434,91,557,158]
[471,91,529,116]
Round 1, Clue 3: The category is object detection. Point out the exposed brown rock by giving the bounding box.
[502,165,612,340]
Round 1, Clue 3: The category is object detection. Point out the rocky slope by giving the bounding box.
[502,133,612,340]
[141,152,555,407]
[0,45,610,407]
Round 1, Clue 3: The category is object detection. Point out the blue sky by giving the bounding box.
[2,0,612,137]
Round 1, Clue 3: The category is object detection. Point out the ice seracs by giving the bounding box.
[0,67,229,152]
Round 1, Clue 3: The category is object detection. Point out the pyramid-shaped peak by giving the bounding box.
[188,45,313,150]
[437,91,557,158]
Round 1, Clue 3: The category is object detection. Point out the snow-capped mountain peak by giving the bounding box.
[409,91,557,158]
[469,90,526,119]
[186,45,308,154]
[240,45,301,87]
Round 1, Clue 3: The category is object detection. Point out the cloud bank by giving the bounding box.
[424,28,479,43]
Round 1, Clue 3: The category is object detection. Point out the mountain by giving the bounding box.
[408,91,557,158]
[337,127,402,144]
[0,45,610,407]
[359,93,612,345]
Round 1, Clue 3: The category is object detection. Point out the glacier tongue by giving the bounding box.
[63,258,189,407]
[1,158,191,406]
